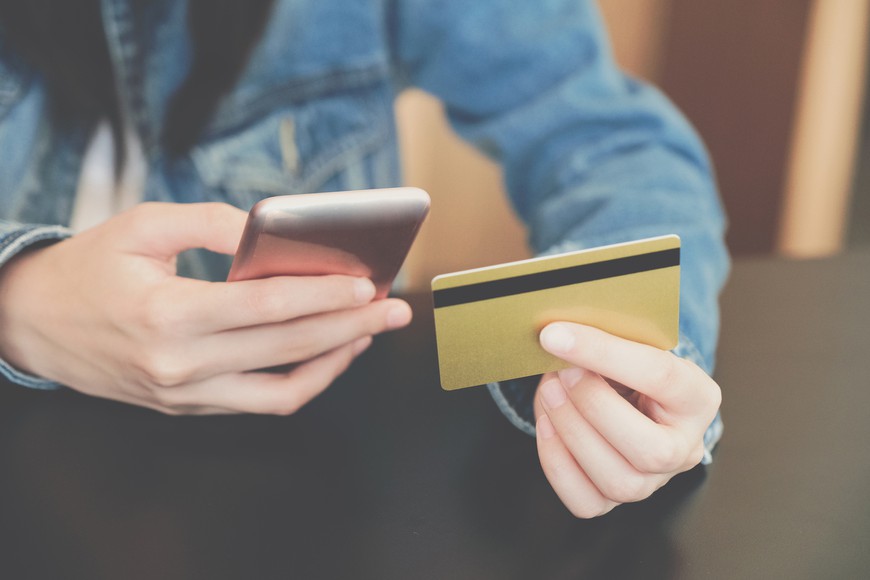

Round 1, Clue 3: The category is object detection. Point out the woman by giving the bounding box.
[0,0,728,518]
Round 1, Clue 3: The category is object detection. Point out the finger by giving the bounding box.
[161,336,371,414]
[148,402,236,416]
[564,369,704,474]
[118,202,248,257]
[533,371,559,419]
[68,376,237,417]
[164,275,378,334]
[536,414,616,519]
[190,298,410,377]
[539,378,663,505]
[540,323,718,415]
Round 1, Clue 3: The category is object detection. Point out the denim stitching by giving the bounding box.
[0,225,70,267]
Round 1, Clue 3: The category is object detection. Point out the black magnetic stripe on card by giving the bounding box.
[432,247,680,309]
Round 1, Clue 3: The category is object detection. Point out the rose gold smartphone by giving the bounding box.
[227,187,431,298]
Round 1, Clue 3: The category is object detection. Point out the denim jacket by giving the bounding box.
[0,0,728,457]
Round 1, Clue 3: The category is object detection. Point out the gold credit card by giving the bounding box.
[431,235,681,391]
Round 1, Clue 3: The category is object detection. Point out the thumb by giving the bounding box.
[118,202,249,258]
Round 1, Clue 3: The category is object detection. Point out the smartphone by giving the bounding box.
[227,187,431,298]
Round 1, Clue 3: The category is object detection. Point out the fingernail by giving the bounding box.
[541,379,568,410]
[386,303,412,329]
[352,335,372,356]
[540,324,575,354]
[558,367,585,389]
[537,414,556,439]
[354,278,376,303]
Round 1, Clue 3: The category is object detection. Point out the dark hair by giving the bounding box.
[0,0,274,167]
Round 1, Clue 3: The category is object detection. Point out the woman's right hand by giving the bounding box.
[0,202,411,415]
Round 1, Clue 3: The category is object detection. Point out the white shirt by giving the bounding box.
[69,119,146,232]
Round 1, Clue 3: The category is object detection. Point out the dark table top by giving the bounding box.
[2,249,870,580]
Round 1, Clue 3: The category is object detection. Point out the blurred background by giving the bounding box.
[397,0,870,289]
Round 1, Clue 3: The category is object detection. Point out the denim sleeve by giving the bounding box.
[0,220,70,389]
[391,0,729,459]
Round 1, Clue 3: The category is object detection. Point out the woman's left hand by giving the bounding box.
[533,322,721,518]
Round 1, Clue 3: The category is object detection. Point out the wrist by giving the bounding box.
[0,246,48,377]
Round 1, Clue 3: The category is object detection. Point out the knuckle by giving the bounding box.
[680,357,722,411]
[268,391,304,416]
[245,283,289,322]
[138,292,182,337]
[601,473,651,504]
[688,443,706,468]
[639,441,683,474]
[271,401,302,417]
[135,349,193,389]
[122,203,163,234]
[148,385,172,406]
[153,402,184,416]
[568,499,611,519]
[706,380,723,410]
[650,356,681,390]
[125,201,156,220]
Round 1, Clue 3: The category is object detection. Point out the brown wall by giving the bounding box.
[658,0,813,254]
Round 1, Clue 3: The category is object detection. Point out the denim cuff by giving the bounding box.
[487,376,538,436]
[0,224,70,390]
